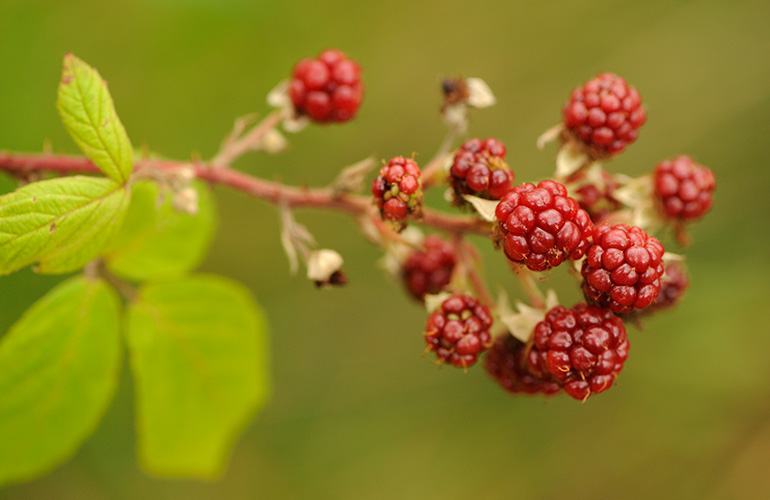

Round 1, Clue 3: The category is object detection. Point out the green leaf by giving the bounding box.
[0,277,122,485]
[57,53,134,183]
[0,176,130,275]
[126,275,270,478]
[105,181,216,282]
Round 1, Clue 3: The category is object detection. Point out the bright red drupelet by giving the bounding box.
[485,335,561,395]
[449,138,515,201]
[526,303,629,401]
[563,73,646,157]
[424,294,493,368]
[653,155,715,221]
[581,224,665,313]
[495,180,593,272]
[371,157,423,228]
[401,235,457,301]
[288,49,363,123]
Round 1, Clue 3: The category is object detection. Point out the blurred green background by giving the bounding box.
[1,0,769,498]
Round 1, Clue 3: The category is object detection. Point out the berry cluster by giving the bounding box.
[371,157,423,229]
[495,180,593,271]
[401,236,457,300]
[284,55,716,402]
[563,73,646,158]
[654,155,715,221]
[424,295,493,368]
[449,138,514,202]
[289,49,363,123]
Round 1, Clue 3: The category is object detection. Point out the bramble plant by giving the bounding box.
[0,52,715,484]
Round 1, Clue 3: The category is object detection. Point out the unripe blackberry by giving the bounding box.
[651,260,688,312]
[653,155,715,221]
[495,180,593,272]
[401,235,457,301]
[569,170,621,222]
[424,294,493,368]
[563,73,646,158]
[526,303,629,401]
[581,224,664,313]
[372,157,423,229]
[289,49,363,123]
[485,335,560,395]
[450,138,514,202]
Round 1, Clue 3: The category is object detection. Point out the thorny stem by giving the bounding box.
[0,152,492,236]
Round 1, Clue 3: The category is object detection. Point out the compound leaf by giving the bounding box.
[105,181,216,282]
[126,275,269,478]
[0,277,122,485]
[57,53,133,183]
[0,176,130,275]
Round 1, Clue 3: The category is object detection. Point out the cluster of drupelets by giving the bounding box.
[291,50,715,402]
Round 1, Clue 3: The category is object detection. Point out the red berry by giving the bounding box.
[495,180,593,271]
[569,170,621,222]
[650,260,689,312]
[450,138,515,202]
[424,294,493,368]
[653,155,715,221]
[581,224,664,313]
[526,303,629,400]
[485,335,560,395]
[371,157,423,229]
[563,73,646,158]
[289,49,363,123]
[401,236,457,300]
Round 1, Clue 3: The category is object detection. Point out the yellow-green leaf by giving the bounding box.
[0,176,130,275]
[0,277,122,485]
[105,181,216,282]
[57,53,134,183]
[126,275,270,478]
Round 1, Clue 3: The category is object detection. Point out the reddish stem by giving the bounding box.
[0,152,492,236]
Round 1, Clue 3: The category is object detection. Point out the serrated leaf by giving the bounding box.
[57,54,133,183]
[0,277,121,485]
[0,176,130,275]
[126,275,270,478]
[462,194,499,222]
[105,181,216,282]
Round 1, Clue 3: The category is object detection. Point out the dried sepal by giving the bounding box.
[555,141,591,180]
[496,289,559,343]
[266,80,309,133]
[461,194,499,222]
[424,291,453,314]
[331,157,377,194]
[536,123,564,150]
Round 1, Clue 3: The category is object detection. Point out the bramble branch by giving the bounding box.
[0,152,491,236]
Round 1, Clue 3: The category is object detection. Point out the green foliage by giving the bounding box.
[105,180,216,282]
[57,54,134,184]
[0,176,130,275]
[0,277,122,485]
[126,275,270,478]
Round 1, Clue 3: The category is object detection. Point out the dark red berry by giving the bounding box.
[526,303,629,401]
[581,224,664,313]
[654,155,715,221]
[563,73,646,158]
[401,236,457,300]
[495,180,593,271]
[485,335,560,395]
[424,294,493,368]
[650,260,688,312]
[371,157,423,230]
[569,170,621,222]
[289,49,363,123]
[450,138,514,202]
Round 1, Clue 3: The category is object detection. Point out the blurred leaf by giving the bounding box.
[0,176,130,275]
[105,181,216,282]
[126,275,270,478]
[57,54,133,184]
[0,277,121,485]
